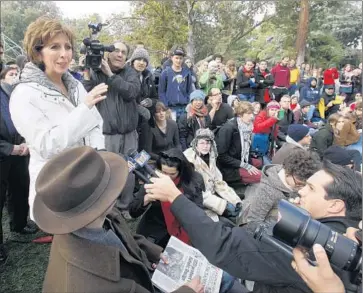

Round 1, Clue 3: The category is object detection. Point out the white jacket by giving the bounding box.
[10,80,104,220]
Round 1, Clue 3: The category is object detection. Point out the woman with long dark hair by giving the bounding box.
[129,148,204,247]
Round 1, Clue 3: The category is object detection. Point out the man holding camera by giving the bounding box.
[144,160,362,293]
[83,41,141,218]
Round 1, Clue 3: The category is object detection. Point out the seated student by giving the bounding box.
[241,148,321,231]
[143,102,181,161]
[334,113,360,150]
[184,129,242,222]
[215,101,262,185]
[129,148,204,247]
[310,113,341,158]
[206,88,234,130]
[227,95,240,114]
[276,95,294,148]
[318,85,344,120]
[34,147,200,293]
[272,124,311,165]
[178,90,211,151]
[251,101,279,159]
[145,160,362,293]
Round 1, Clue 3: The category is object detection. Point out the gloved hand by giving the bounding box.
[223,202,242,218]
[248,78,257,88]
[140,98,153,108]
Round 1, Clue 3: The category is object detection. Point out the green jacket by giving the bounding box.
[199,72,224,95]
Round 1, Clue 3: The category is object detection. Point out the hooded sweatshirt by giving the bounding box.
[300,77,320,104]
[158,66,192,106]
[241,165,292,231]
[271,63,290,88]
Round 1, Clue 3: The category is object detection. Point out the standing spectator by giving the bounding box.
[158,48,192,120]
[223,59,238,95]
[206,88,234,130]
[213,54,223,64]
[272,124,311,164]
[310,113,341,158]
[299,63,312,87]
[288,59,300,95]
[236,59,257,102]
[129,48,159,152]
[0,68,35,264]
[254,60,274,107]
[271,56,290,102]
[10,17,105,221]
[178,90,211,150]
[83,39,140,219]
[144,102,181,161]
[323,64,339,87]
[339,64,354,99]
[184,57,198,91]
[215,102,262,184]
[199,61,224,96]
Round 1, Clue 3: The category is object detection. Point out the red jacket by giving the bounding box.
[323,68,339,85]
[271,64,290,88]
[160,178,190,245]
[253,110,278,135]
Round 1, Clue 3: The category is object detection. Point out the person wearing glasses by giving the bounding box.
[240,148,321,232]
[206,88,234,130]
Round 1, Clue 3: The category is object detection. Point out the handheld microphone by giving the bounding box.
[127,149,158,178]
[127,156,151,183]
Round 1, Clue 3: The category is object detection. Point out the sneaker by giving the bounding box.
[0,244,8,265]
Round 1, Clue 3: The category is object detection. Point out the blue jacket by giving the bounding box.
[300,77,320,104]
[158,67,192,106]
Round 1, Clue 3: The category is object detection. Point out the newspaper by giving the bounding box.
[151,236,223,293]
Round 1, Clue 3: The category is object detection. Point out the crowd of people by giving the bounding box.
[0,16,362,293]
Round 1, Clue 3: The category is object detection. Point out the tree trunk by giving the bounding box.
[186,1,195,61]
[295,0,309,65]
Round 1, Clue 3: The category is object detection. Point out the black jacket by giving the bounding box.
[137,69,159,106]
[277,109,294,145]
[129,172,205,248]
[83,66,141,135]
[236,69,256,95]
[170,194,361,293]
[178,114,212,151]
[215,118,244,183]
[0,83,25,161]
[254,69,274,104]
[310,124,334,158]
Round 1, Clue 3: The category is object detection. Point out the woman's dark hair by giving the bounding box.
[283,149,321,182]
[155,102,168,113]
[322,160,362,221]
[0,67,16,80]
[156,148,194,185]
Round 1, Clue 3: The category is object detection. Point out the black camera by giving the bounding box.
[80,23,115,69]
[254,200,362,285]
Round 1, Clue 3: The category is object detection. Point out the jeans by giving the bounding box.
[239,93,255,102]
[307,105,316,121]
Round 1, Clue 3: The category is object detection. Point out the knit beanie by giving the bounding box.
[129,48,150,66]
[190,128,218,158]
[324,146,355,166]
[227,95,239,107]
[266,101,280,110]
[190,90,206,102]
[287,124,309,142]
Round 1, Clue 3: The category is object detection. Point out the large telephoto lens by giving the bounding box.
[273,200,361,271]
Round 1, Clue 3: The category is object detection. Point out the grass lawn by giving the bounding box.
[0,211,140,292]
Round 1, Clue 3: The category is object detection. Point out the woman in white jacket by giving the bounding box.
[184,128,242,222]
[10,17,107,220]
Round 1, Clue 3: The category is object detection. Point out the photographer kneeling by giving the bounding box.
[145,161,362,293]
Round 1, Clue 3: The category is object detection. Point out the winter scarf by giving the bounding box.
[187,103,209,128]
[14,62,79,107]
[242,67,254,78]
[237,117,253,170]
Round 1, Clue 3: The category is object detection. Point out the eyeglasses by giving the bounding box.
[198,141,212,146]
[210,92,222,97]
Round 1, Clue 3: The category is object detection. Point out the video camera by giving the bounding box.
[80,22,115,69]
[254,200,362,286]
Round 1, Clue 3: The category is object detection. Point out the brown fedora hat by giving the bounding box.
[33,146,128,234]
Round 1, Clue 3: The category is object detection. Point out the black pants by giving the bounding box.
[271,87,288,102]
[0,155,30,244]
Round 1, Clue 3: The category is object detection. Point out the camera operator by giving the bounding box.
[144,160,362,293]
[83,41,141,219]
